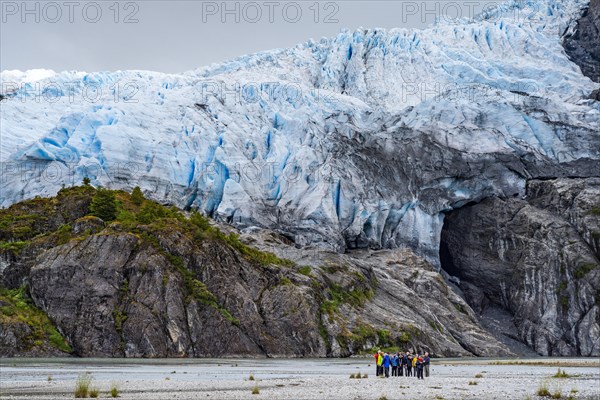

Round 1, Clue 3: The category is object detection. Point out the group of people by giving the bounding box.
[373,351,430,379]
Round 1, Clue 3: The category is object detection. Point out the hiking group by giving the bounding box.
[374,351,430,379]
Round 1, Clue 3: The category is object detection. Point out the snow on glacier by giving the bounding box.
[1,0,599,265]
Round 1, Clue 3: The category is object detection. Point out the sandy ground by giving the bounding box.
[0,358,599,400]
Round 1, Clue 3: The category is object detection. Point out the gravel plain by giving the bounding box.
[1,358,599,400]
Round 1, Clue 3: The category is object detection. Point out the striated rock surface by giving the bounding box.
[1,188,512,358]
[441,178,600,356]
[564,0,600,82]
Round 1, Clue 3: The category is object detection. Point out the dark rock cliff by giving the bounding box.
[441,178,600,356]
[564,0,600,83]
[0,187,510,358]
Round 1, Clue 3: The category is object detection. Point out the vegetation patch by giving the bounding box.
[588,206,600,216]
[552,368,572,378]
[279,277,292,286]
[90,188,118,222]
[537,382,551,397]
[573,263,597,279]
[175,263,240,326]
[319,282,375,318]
[453,302,468,315]
[74,374,92,398]
[0,286,71,353]
[0,240,28,255]
[110,383,120,398]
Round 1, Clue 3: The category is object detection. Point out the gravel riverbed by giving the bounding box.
[1,358,598,399]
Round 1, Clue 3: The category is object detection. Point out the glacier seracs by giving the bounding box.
[1,0,599,266]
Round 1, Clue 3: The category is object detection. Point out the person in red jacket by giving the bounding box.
[374,351,381,376]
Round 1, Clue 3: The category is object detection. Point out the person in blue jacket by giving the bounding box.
[383,352,391,378]
[391,353,399,376]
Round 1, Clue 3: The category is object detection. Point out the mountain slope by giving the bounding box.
[0,0,599,356]
[0,187,510,357]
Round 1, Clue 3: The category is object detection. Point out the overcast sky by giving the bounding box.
[1,0,503,73]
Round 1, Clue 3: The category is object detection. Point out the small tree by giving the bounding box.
[90,188,117,221]
[131,186,145,206]
[83,177,91,186]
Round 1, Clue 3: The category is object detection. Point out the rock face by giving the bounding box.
[564,0,600,82]
[441,178,600,356]
[0,0,598,358]
[1,189,515,357]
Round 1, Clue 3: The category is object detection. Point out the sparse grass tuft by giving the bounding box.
[349,373,356,379]
[537,382,551,397]
[251,385,260,395]
[551,390,562,399]
[362,373,368,378]
[475,373,484,378]
[89,388,99,398]
[552,368,571,378]
[469,381,478,385]
[110,383,119,398]
[249,374,255,381]
[378,396,388,400]
[74,374,92,398]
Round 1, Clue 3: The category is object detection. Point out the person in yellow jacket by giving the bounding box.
[376,350,384,376]
[412,353,418,378]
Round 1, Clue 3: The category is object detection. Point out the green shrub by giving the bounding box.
[190,212,211,231]
[131,186,145,206]
[552,368,571,378]
[90,188,117,222]
[279,277,292,286]
[222,233,293,267]
[298,266,312,276]
[137,201,170,224]
[551,390,562,399]
[0,241,28,254]
[537,382,551,397]
[110,383,119,397]
[74,374,91,398]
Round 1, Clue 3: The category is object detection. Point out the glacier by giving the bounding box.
[1,0,599,266]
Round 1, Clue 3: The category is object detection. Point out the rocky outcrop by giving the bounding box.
[441,178,600,356]
[564,0,600,82]
[1,188,514,358]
